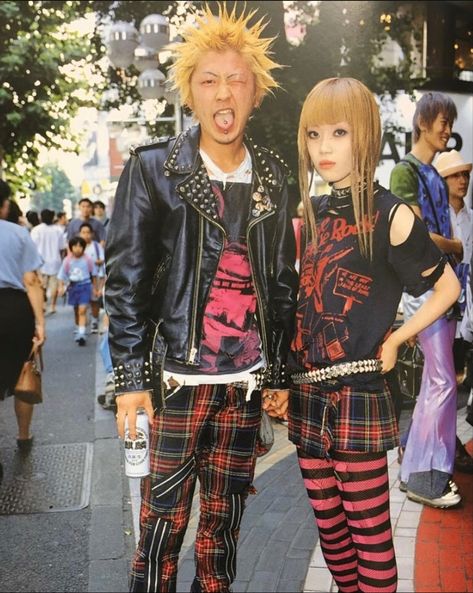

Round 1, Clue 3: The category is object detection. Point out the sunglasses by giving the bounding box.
[449,171,470,180]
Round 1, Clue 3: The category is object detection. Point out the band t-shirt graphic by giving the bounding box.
[197,180,262,373]
[290,185,444,390]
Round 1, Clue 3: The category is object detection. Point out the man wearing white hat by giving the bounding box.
[435,148,473,473]
[434,149,472,366]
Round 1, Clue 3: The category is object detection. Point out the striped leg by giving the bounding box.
[333,451,397,593]
[298,451,358,593]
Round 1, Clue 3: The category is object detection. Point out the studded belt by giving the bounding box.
[291,359,383,385]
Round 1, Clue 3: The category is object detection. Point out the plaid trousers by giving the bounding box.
[130,383,261,593]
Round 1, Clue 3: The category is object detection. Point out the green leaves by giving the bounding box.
[0,1,96,196]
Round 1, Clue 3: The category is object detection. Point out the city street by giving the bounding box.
[0,304,471,592]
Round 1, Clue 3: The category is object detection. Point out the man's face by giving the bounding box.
[188,49,258,153]
[421,112,452,153]
[445,170,471,202]
[79,201,92,219]
[79,226,92,244]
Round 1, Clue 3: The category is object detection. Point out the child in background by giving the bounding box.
[79,222,105,333]
[58,237,97,346]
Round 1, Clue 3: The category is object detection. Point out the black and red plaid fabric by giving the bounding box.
[288,383,399,458]
[130,383,261,592]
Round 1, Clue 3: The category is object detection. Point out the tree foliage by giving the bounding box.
[93,1,421,194]
[0,0,97,195]
[2,0,422,206]
[31,163,79,212]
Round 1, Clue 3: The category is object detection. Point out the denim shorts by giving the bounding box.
[68,282,92,306]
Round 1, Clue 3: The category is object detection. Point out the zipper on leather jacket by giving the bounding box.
[187,215,204,364]
[247,210,275,364]
[151,319,168,409]
[187,214,227,363]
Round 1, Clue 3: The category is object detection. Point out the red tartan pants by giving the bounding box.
[129,383,261,593]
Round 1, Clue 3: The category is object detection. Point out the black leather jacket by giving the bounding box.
[105,125,298,407]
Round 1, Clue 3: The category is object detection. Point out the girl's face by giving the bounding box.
[306,121,352,189]
[72,244,85,258]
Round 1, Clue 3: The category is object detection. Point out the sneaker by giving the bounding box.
[407,482,461,508]
[97,393,117,411]
[77,337,86,346]
[399,481,407,492]
[91,321,99,334]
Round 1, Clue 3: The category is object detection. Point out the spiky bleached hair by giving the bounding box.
[166,3,281,108]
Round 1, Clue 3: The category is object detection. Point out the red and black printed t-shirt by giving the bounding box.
[196,180,262,373]
[290,185,443,391]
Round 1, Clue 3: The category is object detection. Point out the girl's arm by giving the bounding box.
[380,204,461,372]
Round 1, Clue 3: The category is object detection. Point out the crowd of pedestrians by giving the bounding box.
[0,189,115,474]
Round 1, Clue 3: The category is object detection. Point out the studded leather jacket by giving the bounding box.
[105,125,298,408]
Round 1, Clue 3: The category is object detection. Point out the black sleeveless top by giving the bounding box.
[290,184,444,391]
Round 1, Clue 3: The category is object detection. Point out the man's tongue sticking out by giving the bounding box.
[215,110,234,132]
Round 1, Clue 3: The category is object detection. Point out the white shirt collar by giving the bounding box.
[199,146,252,188]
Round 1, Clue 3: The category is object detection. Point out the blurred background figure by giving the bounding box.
[55,211,69,239]
[79,221,105,333]
[434,149,473,382]
[31,208,67,315]
[25,210,40,231]
[0,179,46,455]
[6,199,26,225]
[434,149,473,473]
[390,92,462,507]
[93,200,109,234]
[57,236,97,346]
[67,198,106,247]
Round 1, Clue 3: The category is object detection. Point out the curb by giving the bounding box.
[88,336,130,592]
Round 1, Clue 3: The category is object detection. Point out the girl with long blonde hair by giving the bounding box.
[286,78,460,593]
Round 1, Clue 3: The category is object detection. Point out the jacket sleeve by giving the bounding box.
[267,175,299,389]
[105,154,160,394]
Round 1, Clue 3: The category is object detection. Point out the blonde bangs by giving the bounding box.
[298,78,381,259]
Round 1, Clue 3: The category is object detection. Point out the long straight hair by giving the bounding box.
[298,78,381,259]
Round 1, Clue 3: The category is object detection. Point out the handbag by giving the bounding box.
[256,410,275,457]
[396,343,424,400]
[15,348,43,404]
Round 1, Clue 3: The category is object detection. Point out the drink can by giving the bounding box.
[124,410,150,478]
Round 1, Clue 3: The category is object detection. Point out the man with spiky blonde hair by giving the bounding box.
[105,4,298,591]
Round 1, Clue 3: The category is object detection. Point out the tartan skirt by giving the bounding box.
[288,382,399,459]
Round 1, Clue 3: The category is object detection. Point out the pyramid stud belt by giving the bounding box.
[291,359,383,385]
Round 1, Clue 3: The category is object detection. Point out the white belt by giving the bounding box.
[163,362,265,401]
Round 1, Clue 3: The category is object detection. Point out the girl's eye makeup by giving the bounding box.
[334,128,348,137]
[307,130,319,139]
